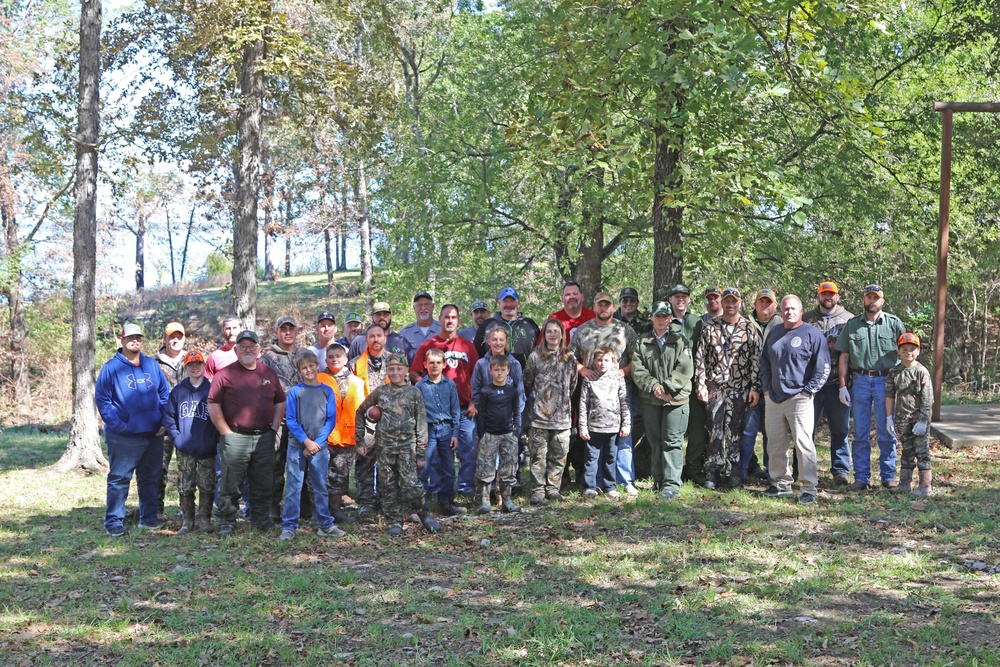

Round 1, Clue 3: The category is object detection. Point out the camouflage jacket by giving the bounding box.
[523,347,578,430]
[578,371,631,435]
[156,349,186,389]
[886,362,932,424]
[569,319,638,370]
[355,383,428,458]
[694,315,762,395]
[261,344,302,392]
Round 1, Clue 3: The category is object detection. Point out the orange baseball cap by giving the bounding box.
[183,350,206,365]
[817,281,839,294]
[897,333,920,348]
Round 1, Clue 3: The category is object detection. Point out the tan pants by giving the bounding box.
[764,394,818,494]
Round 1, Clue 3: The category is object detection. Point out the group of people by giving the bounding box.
[93,280,934,539]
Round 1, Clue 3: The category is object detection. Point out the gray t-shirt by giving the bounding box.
[289,384,333,444]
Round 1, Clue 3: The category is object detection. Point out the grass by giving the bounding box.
[2,428,1000,666]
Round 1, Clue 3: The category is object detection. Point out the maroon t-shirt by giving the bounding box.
[411,335,480,408]
[207,362,286,431]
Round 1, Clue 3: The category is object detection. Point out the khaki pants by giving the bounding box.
[764,394,818,495]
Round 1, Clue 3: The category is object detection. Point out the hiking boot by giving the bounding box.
[330,497,357,524]
[438,499,468,516]
[832,474,850,487]
[848,481,872,492]
[724,474,744,491]
[881,479,899,490]
[388,524,403,536]
[529,492,546,506]
[177,495,196,535]
[317,525,347,538]
[912,470,933,497]
[197,493,215,533]
[895,468,914,493]
[419,512,443,533]
[545,490,565,502]
[278,529,295,541]
[218,524,235,538]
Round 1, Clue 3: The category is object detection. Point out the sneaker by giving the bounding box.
[105,524,128,538]
[388,524,403,537]
[848,481,872,492]
[625,485,639,497]
[583,488,598,499]
[799,493,816,505]
[317,525,347,538]
[607,489,621,500]
[279,529,295,541]
[762,485,793,497]
[659,488,679,500]
[218,524,235,538]
[134,522,160,532]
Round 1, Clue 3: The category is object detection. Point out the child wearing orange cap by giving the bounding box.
[885,333,933,496]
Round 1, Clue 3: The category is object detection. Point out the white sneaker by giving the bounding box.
[278,529,295,541]
[625,485,639,497]
[317,525,347,538]
[607,489,621,500]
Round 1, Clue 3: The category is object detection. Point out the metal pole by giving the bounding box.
[932,109,952,422]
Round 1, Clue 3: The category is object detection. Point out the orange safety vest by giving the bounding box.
[318,371,366,447]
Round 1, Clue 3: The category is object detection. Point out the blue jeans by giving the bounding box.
[455,413,477,495]
[282,442,334,531]
[615,390,641,486]
[738,401,767,477]
[584,432,618,492]
[850,374,897,484]
[105,431,164,530]
[423,423,457,503]
[813,384,852,477]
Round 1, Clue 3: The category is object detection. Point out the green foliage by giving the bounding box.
[205,252,233,278]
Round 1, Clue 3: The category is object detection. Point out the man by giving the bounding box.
[614,287,649,336]
[411,305,481,498]
[349,324,395,517]
[156,321,187,521]
[546,281,595,344]
[348,302,413,361]
[694,287,762,490]
[667,284,699,342]
[337,312,364,347]
[803,281,855,486]
[309,312,339,371]
[398,291,442,352]
[95,323,171,536]
[473,287,540,368]
[683,286,723,485]
[737,289,780,481]
[761,295,830,504]
[458,300,490,342]
[261,316,304,521]
[833,284,905,491]
[205,315,242,379]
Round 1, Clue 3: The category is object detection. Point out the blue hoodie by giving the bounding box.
[163,378,220,458]
[95,350,170,435]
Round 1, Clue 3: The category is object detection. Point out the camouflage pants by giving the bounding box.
[176,451,215,497]
[527,427,570,494]
[899,428,931,471]
[157,436,176,511]
[327,446,356,499]
[377,447,425,525]
[704,388,748,479]
[476,433,518,486]
[355,422,378,507]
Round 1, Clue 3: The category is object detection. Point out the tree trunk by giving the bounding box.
[337,186,348,271]
[231,35,266,330]
[180,204,194,281]
[651,73,685,301]
[283,192,292,277]
[262,162,276,281]
[0,169,31,413]
[57,0,107,473]
[325,228,335,296]
[339,230,347,271]
[355,159,373,315]
[573,205,603,299]
[134,217,145,292]
[165,208,176,284]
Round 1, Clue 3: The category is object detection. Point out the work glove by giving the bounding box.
[886,416,895,434]
[839,387,851,407]
[912,421,928,436]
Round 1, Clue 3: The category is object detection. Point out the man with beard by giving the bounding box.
[737,289,780,482]
[614,287,649,336]
[834,285,905,491]
[262,316,305,522]
[205,315,243,379]
[459,300,491,342]
[411,305,481,498]
[308,312,339,371]
[156,322,187,521]
[399,291,442,353]
[337,312,364,348]
[683,286,723,485]
[473,287,540,368]
[546,281,595,344]
[348,302,412,361]
[349,324,395,518]
[208,330,286,537]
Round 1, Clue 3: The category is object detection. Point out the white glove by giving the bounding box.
[839,387,851,406]
[912,421,928,436]
[886,415,895,433]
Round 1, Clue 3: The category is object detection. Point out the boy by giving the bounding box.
[474,354,524,514]
[578,346,631,499]
[318,343,365,523]
[355,354,442,536]
[416,348,467,517]
[163,351,219,534]
[885,333,934,496]
[280,350,346,540]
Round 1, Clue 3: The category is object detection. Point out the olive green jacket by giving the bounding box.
[631,322,695,406]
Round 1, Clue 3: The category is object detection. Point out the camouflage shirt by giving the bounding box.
[886,361,932,424]
[156,349,187,389]
[570,319,638,370]
[355,383,428,458]
[523,347,579,430]
[695,315,762,395]
[261,344,302,392]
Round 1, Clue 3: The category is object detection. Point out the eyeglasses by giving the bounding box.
[237,344,258,352]
[864,285,883,294]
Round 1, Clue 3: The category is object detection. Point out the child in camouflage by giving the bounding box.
[355,354,443,536]
[885,333,934,497]
[578,346,631,500]
[474,354,524,515]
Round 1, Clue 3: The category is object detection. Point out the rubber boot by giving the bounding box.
[157,470,168,522]
[895,468,913,493]
[197,492,215,533]
[476,483,492,515]
[912,469,933,497]
[177,495,196,534]
[330,495,357,524]
[418,511,442,533]
[499,485,521,513]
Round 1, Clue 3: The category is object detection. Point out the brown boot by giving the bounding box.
[197,492,215,533]
[912,469,933,497]
[895,468,913,493]
[177,495,196,534]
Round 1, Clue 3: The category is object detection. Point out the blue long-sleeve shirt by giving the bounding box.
[285,383,338,445]
[163,378,219,458]
[95,351,170,435]
[416,375,461,441]
[760,323,830,403]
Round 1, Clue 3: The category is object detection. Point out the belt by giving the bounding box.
[235,428,270,435]
[853,369,889,377]
[428,420,453,427]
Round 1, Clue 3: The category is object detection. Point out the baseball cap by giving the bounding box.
[372,301,392,314]
[183,350,205,365]
[236,330,259,345]
[498,286,519,301]
[387,353,408,366]
[276,316,298,329]
[651,301,670,316]
[668,284,691,297]
[165,322,185,336]
[817,281,839,295]
[326,342,348,355]
[316,311,336,324]
[122,323,143,338]
[721,287,742,299]
[864,284,884,298]
[754,289,776,303]
[593,291,614,305]
[470,299,489,313]
[898,332,920,348]
[619,287,639,300]
[413,291,433,302]
[703,286,722,297]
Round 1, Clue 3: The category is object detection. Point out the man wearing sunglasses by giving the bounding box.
[833,285,905,491]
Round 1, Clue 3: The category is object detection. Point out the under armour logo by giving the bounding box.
[126,373,152,389]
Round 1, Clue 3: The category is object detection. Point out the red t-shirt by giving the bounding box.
[205,344,237,380]
[411,336,480,408]
[207,362,286,431]
[541,307,596,345]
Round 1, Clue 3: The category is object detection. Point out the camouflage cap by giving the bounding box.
[387,353,408,366]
